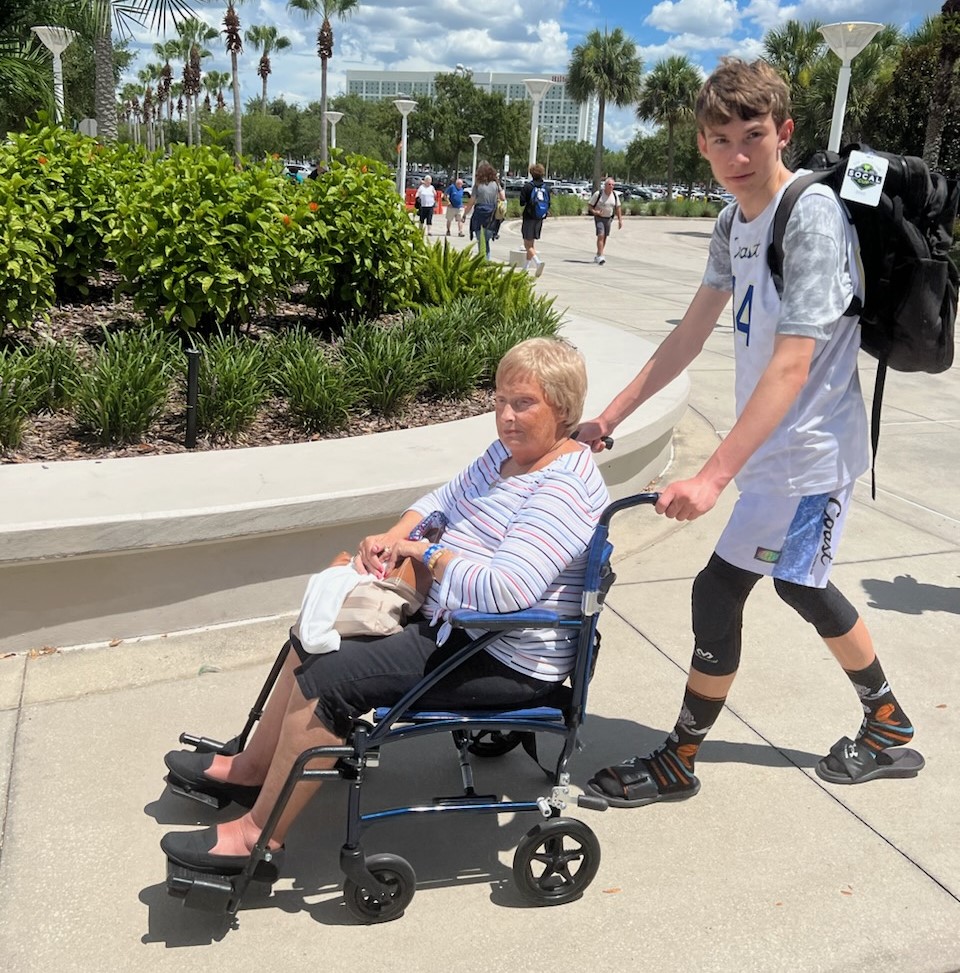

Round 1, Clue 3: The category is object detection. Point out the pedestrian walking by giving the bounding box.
[519,163,550,277]
[587,177,623,264]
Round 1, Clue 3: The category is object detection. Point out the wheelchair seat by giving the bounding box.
[162,492,658,922]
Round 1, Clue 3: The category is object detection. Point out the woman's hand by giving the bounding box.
[357,534,429,578]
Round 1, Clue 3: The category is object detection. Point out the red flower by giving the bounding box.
[308,201,318,212]
[38,155,48,165]
[282,215,292,226]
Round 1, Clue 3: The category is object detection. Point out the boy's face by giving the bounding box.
[697,112,794,207]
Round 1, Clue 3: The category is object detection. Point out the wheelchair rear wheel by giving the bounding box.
[343,853,416,923]
[512,818,600,905]
[467,730,525,757]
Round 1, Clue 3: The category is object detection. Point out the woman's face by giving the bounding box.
[495,371,565,464]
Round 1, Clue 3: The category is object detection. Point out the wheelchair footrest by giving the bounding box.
[165,776,230,811]
[165,858,279,912]
[433,793,499,805]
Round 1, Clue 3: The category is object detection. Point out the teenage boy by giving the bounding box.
[578,57,923,808]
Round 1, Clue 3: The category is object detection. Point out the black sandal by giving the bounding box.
[585,755,700,808]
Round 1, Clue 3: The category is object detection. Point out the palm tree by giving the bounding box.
[221,3,244,162]
[0,3,48,122]
[567,26,643,190]
[175,17,217,146]
[245,24,291,112]
[923,0,960,167]
[79,1,196,142]
[287,0,359,164]
[636,55,702,201]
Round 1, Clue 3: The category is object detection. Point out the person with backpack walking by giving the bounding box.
[520,163,550,277]
[587,177,622,264]
[577,57,924,809]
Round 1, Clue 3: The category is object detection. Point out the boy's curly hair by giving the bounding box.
[695,57,791,131]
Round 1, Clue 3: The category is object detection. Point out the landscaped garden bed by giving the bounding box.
[0,123,560,463]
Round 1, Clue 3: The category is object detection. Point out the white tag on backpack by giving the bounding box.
[839,150,888,207]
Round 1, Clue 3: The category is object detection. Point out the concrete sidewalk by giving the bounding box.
[1,217,958,972]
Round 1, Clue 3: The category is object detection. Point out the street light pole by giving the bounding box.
[324,110,344,150]
[819,22,883,153]
[31,25,78,124]
[393,97,417,195]
[522,78,554,169]
[469,133,483,178]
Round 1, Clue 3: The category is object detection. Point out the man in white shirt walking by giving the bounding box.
[587,177,623,264]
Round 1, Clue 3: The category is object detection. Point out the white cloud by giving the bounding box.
[645,0,740,37]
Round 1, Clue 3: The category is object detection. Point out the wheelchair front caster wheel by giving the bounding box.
[512,818,600,905]
[343,853,416,923]
[467,730,525,757]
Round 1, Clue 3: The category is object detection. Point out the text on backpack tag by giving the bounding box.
[840,150,889,208]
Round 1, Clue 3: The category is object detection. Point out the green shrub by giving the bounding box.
[0,348,39,449]
[25,339,80,412]
[195,331,270,436]
[407,300,489,399]
[340,320,424,416]
[0,119,131,300]
[548,194,586,217]
[294,155,424,324]
[0,201,58,333]
[70,327,176,444]
[270,328,358,432]
[106,145,300,332]
[411,241,537,312]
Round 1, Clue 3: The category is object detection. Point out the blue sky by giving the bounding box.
[128,0,946,148]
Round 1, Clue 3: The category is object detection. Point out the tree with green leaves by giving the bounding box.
[636,55,701,200]
[245,24,290,113]
[923,0,960,167]
[287,0,359,164]
[567,26,643,190]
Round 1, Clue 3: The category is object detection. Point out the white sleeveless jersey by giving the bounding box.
[702,175,869,496]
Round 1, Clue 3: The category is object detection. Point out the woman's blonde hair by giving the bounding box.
[496,338,587,436]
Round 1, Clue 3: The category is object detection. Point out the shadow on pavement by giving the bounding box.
[861,573,960,615]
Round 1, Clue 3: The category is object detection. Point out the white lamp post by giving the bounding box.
[523,78,554,169]
[32,25,78,124]
[393,96,417,195]
[819,22,883,152]
[324,110,344,150]
[469,133,483,178]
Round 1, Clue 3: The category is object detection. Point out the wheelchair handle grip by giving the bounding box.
[571,431,614,450]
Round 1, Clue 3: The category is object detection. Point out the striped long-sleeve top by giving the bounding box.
[408,440,610,682]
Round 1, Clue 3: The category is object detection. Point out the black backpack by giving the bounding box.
[767,145,959,495]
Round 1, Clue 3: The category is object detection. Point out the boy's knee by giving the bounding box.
[773,578,859,638]
[691,554,761,675]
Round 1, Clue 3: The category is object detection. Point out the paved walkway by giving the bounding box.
[1,217,958,972]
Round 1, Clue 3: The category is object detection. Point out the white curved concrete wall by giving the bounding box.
[0,318,688,652]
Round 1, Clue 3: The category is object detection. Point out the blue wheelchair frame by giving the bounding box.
[165,492,658,921]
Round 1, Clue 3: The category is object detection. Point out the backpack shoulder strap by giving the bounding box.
[767,171,831,297]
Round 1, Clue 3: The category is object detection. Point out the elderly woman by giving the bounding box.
[161,337,610,874]
[464,161,504,259]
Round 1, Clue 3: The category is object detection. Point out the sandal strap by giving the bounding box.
[828,736,878,781]
[598,759,653,796]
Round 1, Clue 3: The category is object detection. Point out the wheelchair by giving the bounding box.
[163,492,658,922]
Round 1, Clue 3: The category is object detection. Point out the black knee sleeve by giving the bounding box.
[773,579,859,639]
[691,554,762,676]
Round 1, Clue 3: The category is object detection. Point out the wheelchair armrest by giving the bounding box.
[447,608,562,631]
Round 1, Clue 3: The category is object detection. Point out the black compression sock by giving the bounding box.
[845,657,914,752]
[645,687,727,792]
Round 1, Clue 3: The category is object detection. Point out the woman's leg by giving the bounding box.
[203,648,300,786]
[206,679,342,856]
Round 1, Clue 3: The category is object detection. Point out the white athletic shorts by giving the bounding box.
[714,483,855,588]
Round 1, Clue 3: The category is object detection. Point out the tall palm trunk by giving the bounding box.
[319,54,329,162]
[230,51,242,161]
[94,18,118,141]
